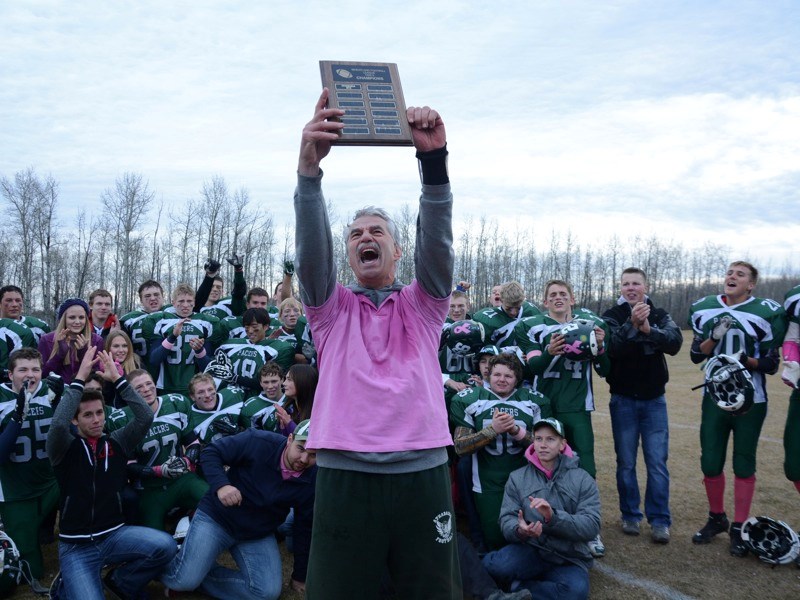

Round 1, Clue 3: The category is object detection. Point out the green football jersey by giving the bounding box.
[515,309,610,413]
[689,294,787,403]
[14,316,51,346]
[187,387,246,445]
[0,319,36,373]
[107,393,193,489]
[200,297,234,320]
[450,385,551,494]
[0,382,56,501]
[215,338,295,384]
[239,394,288,431]
[142,311,223,393]
[218,315,282,340]
[268,316,314,359]
[785,285,800,326]
[120,309,157,358]
[472,301,541,350]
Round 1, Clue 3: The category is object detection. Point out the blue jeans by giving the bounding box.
[161,509,282,600]
[57,525,176,600]
[609,394,671,526]
[482,543,589,600]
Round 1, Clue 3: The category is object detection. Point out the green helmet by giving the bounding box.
[704,353,754,415]
[559,319,599,362]
[446,320,486,356]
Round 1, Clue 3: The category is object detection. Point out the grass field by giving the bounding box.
[12,336,800,598]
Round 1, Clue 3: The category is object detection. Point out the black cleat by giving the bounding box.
[692,512,730,544]
[729,522,749,557]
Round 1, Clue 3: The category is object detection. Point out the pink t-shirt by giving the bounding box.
[304,281,452,452]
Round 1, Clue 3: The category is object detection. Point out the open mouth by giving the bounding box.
[359,245,380,264]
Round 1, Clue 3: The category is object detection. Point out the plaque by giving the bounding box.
[319,61,414,146]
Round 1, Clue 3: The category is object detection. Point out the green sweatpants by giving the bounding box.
[473,490,505,550]
[137,473,208,531]
[555,410,596,478]
[700,395,766,478]
[306,464,461,600]
[0,482,59,592]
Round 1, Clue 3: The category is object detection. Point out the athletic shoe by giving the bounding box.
[173,515,191,547]
[692,512,730,544]
[48,571,63,600]
[729,522,748,557]
[486,589,532,600]
[28,578,49,594]
[621,520,641,536]
[651,525,670,544]
[588,534,605,557]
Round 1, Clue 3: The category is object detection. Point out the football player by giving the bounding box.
[240,363,287,430]
[0,348,58,594]
[142,284,223,394]
[472,281,540,350]
[780,285,800,504]
[689,261,787,557]
[0,285,50,346]
[106,370,208,531]
[186,373,246,446]
[120,280,166,360]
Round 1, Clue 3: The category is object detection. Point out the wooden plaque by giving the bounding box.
[319,61,414,146]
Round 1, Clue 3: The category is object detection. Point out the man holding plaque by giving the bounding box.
[294,88,460,599]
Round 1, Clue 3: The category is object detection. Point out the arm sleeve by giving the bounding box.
[46,382,84,466]
[194,275,215,313]
[543,473,601,542]
[231,270,247,316]
[199,430,252,493]
[294,173,337,308]
[109,379,154,457]
[40,337,69,377]
[0,419,22,464]
[414,150,454,299]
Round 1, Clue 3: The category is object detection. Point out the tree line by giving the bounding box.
[2,167,798,327]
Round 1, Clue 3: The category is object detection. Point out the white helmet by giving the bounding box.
[741,516,800,565]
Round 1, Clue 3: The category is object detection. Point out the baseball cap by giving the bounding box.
[293,419,311,442]
[533,418,565,437]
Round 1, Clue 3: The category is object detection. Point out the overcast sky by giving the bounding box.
[2,1,798,271]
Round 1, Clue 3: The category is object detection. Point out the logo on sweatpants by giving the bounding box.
[433,511,453,543]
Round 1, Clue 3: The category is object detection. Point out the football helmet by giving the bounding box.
[741,516,800,565]
[559,319,599,361]
[0,530,21,586]
[704,353,754,415]
[446,320,486,356]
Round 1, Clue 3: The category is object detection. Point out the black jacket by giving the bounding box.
[602,298,683,399]
[46,379,152,542]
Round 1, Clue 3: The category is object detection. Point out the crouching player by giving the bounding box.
[161,420,317,598]
[46,347,176,599]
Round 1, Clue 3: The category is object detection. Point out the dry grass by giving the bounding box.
[12,335,800,598]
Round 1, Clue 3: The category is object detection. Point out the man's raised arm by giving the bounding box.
[294,88,344,308]
[408,106,453,299]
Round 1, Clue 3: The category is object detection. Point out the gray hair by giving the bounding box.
[344,206,401,249]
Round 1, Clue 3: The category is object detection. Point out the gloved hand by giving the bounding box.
[711,316,733,341]
[210,415,239,436]
[283,260,295,276]
[782,361,800,389]
[13,382,32,423]
[226,254,244,271]
[204,258,222,276]
[155,455,190,479]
